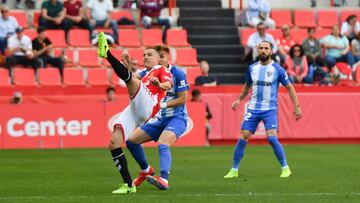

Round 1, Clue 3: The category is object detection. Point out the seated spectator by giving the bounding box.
[87,0,119,43]
[0,5,18,55]
[302,28,325,67]
[191,89,212,146]
[64,0,93,40]
[321,25,355,71]
[195,60,217,86]
[140,0,171,42]
[341,15,360,42]
[284,44,312,84]
[351,32,360,62]
[32,27,64,77]
[10,91,23,105]
[106,86,116,102]
[4,27,40,72]
[39,0,71,42]
[2,0,22,9]
[277,24,297,64]
[247,0,275,29]
[247,22,278,61]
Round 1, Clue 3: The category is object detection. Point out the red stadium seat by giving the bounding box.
[78,50,100,67]
[141,29,163,47]
[240,28,256,45]
[176,48,199,67]
[69,29,91,47]
[111,10,135,28]
[185,67,201,85]
[54,49,76,67]
[340,10,360,23]
[166,29,190,47]
[119,29,141,47]
[111,69,121,86]
[9,11,28,28]
[314,28,331,39]
[271,10,293,27]
[87,68,110,86]
[294,10,316,28]
[290,29,308,44]
[103,49,123,67]
[12,68,37,86]
[317,10,338,28]
[128,49,144,66]
[0,68,11,87]
[46,30,67,47]
[38,68,62,87]
[63,68,85,86]
[355,65,360,83]
[23,29,37,40]
[33,11,40,27]
[268,29,282,41]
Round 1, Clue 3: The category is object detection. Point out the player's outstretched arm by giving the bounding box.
[161,91,188,109]
[232,84,250,111]
[149,77,172,91]
[286,84,302,121]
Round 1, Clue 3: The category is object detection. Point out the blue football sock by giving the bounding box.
[158,144,171,180]
[232,139,248,169]
[267,136,288,167]
[126,140,149,170]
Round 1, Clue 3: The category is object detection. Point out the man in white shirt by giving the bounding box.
[87,0,118,43]
[4,27,40,72]
[0,6,19,54]
[247,0,275,29]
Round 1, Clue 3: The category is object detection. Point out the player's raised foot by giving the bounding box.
[146,175,169,190]
[224,168,238,178]
[280,167,291,178]
[97,32,109,58]
[133,166,155,187]
[112,183,136,194]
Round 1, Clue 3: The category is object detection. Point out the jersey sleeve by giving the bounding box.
[245,66,253,85]
[158,67,173,85]
[278,66,290,86]
[176,69,189,92]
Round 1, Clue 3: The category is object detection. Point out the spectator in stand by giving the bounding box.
[352,32,360,62]
[64,0,93,40]
[10,91,23,104]
[5,27,40,72]
[1,0,22,9]
[106,86,117,102]
[247,0,275,29]
[87,0,119,43]
[39,0,71,42]
[284,44,312,84]
[277,24,297,65]
[191,89,212,146]
[321,25,355,71]
[195,60,218,86]
[0,5,19,55]
[341,15,360,42]
[247,22,278,61]
[32,27,64,77]
[140,0,171,42]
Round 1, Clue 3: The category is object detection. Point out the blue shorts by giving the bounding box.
[141,116,187,142]
[241,109,278,134]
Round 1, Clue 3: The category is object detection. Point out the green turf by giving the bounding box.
[0,145,360,203]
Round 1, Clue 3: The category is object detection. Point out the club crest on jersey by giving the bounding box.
[267,71,273,77]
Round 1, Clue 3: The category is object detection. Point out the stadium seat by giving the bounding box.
[23,29,37,40]
[46,30,67,47]
[185,67,202,85]
[63,68,85,86]
[271,10,293,27]
[141,29,163,47]
[9,11,28,28]
[340,10,360,23]
[314,28,331,39]
[78,50,100,67]
[240,28,256,45]
[290,29,308,44]
[128,49,144,66]
[268,29,282,40]
[317,10,338,28]
[119,29,141,47]
[111,69,121,86]
[33,11,40,27]
[355,65,360,83]
[111,10,135,28]
[69,29,91,47]
[176,48,199,67]
[0,68,11,87]
[54,49,76,67]
[12,68,37,86]
[38,68,62,87]
[103,49,123,67]
[294,10,316,28]
[166,29,190,47]
[87,68,110,86]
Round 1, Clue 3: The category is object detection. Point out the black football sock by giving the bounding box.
[110,148,133,187]
[106,50,132,83]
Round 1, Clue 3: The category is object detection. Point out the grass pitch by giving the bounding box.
[0,145,359,203]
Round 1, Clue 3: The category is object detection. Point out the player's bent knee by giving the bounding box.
[241,130,252,140]
[266,130,278,137]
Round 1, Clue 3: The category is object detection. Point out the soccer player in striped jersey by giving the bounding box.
[224,41,302,179]
[126,45,189,190]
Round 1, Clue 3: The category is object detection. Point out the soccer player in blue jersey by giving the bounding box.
[224,41,302,178]
[126,45,189,190]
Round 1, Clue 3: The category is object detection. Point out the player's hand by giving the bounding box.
[294,106,302,121]
[231,99,241,111]
[121,53,131,69]
[150,76,160,86]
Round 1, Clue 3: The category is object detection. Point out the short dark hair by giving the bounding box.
[256,22,265,28]
[191,89,201,98]
[288,44,304,58]
[37,27,46,34]
[106,87,115,94]
[346,15,357,23]
[307,27,315,33]
[154,45,170,54]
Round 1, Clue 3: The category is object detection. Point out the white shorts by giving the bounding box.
[112,82,158,140]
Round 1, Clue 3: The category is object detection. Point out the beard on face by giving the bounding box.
[259,53,271,62]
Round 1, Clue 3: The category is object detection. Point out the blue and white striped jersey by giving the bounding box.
[245,60,290,111]
[156,65,189,118]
